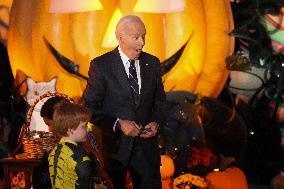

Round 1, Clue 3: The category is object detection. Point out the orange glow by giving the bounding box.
[133,0,185,13]
[49,0,103,13]
[102,8,123,48]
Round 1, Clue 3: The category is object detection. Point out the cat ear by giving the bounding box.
[26,77,36,89]
[47,77,57,91]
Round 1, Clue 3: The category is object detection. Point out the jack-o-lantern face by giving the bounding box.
[7,0,234,98]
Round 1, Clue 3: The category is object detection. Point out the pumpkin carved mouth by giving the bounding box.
[44,37,187,80]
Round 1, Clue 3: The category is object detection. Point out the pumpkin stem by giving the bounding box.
[219,155,236,171]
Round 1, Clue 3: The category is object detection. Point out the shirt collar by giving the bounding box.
[60,137,78,146]
[118,46,131,66]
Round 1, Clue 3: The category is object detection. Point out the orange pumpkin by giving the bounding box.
[205,167,249,189]
[7,0,234,98]
[160,154,175,179]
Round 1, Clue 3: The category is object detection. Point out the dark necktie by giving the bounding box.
[128,59,140,105]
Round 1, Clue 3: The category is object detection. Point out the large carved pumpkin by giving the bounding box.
[7,0,234,98]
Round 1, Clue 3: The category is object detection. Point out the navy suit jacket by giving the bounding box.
[83,47,166,166]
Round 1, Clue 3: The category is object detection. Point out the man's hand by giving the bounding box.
[139,122,158,138]
[118,119,141,137]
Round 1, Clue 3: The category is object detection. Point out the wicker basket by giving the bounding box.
[17,92,73,158]
[21,130,58,158]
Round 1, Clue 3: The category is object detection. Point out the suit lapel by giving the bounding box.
[111,49,151,110]
[111,48,132,97]
[136,54,150,109]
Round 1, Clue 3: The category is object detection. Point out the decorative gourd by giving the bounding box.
[7,0,234,98]
[205,167,249,189]
[160,154,175,180]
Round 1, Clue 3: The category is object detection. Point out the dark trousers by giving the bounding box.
[106,144,161,189]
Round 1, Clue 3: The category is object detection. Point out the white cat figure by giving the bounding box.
[26,77,57,131]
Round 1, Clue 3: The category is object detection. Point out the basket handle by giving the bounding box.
[25,92,74,124]
[10,123,29,157]
[10,92,73,157]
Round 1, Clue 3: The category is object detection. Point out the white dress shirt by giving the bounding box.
[118,47,141,94]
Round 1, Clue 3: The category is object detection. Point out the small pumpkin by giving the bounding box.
[205,167,249,189]
[160,154,175,180]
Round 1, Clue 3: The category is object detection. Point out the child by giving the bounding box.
[48,102,100,189]
[32,95,70,189]
[40,96,70,133]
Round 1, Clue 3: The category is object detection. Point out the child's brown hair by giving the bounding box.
[52,102,91,138]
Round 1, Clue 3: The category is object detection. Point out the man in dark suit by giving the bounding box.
[83,15,166,189]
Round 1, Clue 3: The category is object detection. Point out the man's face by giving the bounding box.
[118,22,146,60]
